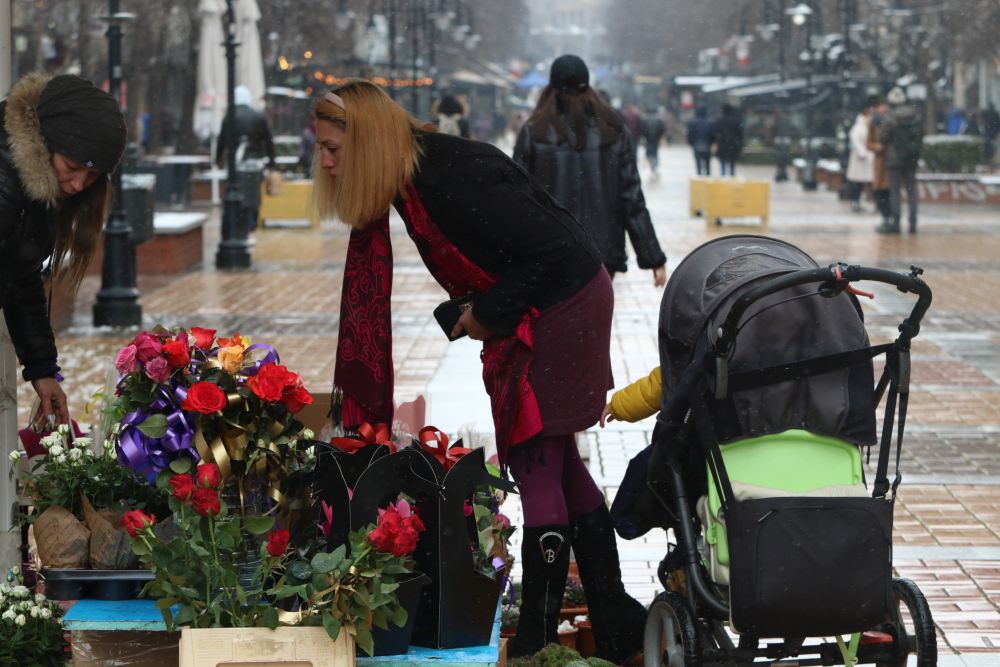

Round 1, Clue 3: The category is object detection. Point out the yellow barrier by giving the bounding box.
[703,178,770,230]
[688,177,714,217]
[258,180,319,228]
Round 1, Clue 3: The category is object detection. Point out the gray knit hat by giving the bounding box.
[37,75,127,172]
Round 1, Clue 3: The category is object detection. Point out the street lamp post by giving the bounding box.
[788,2,818,191]
[93,0,141,327]
[215,0,252,270]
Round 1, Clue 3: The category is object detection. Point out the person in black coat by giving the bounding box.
[686,103,715,175]
[216,86,277,232]
[714,103,744,176]
[0,73,127,426]
[514,55,666,286]
[311,79,647,663]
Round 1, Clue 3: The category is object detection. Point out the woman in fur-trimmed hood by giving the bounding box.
[0,72,126,426]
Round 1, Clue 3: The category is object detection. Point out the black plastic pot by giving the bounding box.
[41,569,153,601]
[371,572,431,656]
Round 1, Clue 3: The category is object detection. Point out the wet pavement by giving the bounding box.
[20,144,1000,663]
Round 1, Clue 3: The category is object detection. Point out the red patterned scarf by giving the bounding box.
[334,188,543,464]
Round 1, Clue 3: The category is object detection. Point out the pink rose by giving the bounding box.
[144,356,172,383]
[115,344,139,374]
[133,332,163,363]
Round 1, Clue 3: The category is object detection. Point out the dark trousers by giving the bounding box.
[888,165,918,228]
[873,188,891,219]
[846,180,865,203]
[718,158,736,176]
[694,151,712,175]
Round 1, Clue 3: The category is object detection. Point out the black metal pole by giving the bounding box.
[802,5,818,191]
[387,0,397,100]
[215,0,251,269]
[93,0,142,327]
[837,0,855,199]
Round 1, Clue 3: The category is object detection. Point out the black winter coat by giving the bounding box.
[714,115,744,160]
[0,80,65,382]
[513,118,666,274]
[399,131,603,334]
[216,105,277,167]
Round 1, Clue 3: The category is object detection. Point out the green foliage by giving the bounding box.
[563,578,587,606]
[530,642,583,667]
[10,426,165,521]
[0,567,68,666]
[500,605,520,630]
[267,527,415,656]
[922,135,985,173]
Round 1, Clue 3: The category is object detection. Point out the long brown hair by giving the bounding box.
[51,177,112,292]
[528,85,624,151]
[310,79,430,229]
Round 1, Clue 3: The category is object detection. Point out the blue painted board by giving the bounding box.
[62,599,502,666]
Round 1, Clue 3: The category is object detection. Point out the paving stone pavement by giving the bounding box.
[18,144,1000,662]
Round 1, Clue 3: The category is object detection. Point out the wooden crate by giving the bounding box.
[703,178,770,229]
[688,177,715,217]
[179,626,355,667]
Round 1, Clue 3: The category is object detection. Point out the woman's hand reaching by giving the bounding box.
[452,307,495,341]
[652,265,666,287]
[599,403,615,428]
[31,376,70,427]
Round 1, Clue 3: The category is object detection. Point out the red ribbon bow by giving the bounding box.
[330,422,396,454]
[418,426,472,471]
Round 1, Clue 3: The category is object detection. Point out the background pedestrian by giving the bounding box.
[877,87,924,234]
[713,102,744,176]
[846,101,875,212]
[687,104,715,175]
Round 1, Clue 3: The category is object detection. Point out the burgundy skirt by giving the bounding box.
[527,268,615,436]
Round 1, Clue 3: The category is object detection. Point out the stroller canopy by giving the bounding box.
[657,235,877,446]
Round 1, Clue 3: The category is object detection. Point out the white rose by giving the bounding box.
[1,609,13,621]
[11,585,29,598]
[0,583,10,594]
[34,594,44,604]
[40,607,52,620]
[29,605,39,618]
[10,566,19,576]
[55,454,67,464]
[73,437,93,449]
[7,451,22,462]
[48,444,64,457]
[301,428,315,441]
[57,423,70,436]
[40,434,61,449]
[14,614,25,626]
[83,449,95,458]
[68,448,83,461]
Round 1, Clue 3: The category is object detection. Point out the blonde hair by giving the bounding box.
[311,80,429,229]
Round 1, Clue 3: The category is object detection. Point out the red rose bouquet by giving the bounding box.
[268,501,426,655]
[106,326,315,517]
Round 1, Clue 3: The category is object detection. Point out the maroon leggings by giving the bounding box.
[507,434,605,527]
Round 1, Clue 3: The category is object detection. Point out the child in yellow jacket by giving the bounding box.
[600,366,662,426]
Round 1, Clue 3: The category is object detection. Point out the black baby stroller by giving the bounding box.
[635,236,935,666]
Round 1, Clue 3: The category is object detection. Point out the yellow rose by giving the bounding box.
[218,345,245,373]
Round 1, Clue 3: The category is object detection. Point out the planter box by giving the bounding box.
[179,626,355,667]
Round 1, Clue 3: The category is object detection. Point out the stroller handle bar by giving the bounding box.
[716,263,932,355]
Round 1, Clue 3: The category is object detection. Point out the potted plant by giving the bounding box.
[561,577,588,622]
[0,565,67,666]
[500,605,519,639]
[9,425,166,581]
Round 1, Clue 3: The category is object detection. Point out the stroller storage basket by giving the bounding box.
[727,494,894,637]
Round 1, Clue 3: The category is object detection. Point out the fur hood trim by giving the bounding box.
[4,72,60,205]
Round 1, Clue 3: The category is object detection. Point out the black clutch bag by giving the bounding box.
[433,295,475,341]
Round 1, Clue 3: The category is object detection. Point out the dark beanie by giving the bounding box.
[550,54,589,92]
[36,75,127,173]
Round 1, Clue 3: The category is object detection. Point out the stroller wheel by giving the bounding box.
[876,578,937,667]
[644,590,701,667]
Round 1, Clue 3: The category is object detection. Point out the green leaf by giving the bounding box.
[272,584,307,601]
[372,611,389,630]
[391,605,408,628]
[260,606,279,629]
[235,582,247,606]
[130,540,151,556]
[380,581,400,594]
[310,550,342,574]
[355,624,374,656]
[169,457,192,474]
[155,596,179,611]
[137,414,169,439]
[244,515,275,535]
[288,561,313,582]
[173,606,193,626]
[322,614,342,641]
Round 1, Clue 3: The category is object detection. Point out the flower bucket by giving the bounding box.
[557,626,579,651]
[370,572,431,656]
[575,617,596,658]
[178,626,355,667]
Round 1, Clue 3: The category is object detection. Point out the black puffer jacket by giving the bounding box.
[0,75,65,381]
[514,118,666,274]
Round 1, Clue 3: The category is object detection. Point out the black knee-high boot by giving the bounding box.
[572,504,647,664]
[509,526,571,657]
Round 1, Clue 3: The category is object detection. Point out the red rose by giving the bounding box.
[119,509,156,537]
[133,332,163,363]
[182,382,227,413]
[189,327,217,351]
[280,386,313,414]
[162,339,191,368]
[168,474,196,501]
[266,529,291,557]
[191,487,221,516]
[248,363,287,402]
[404,513,425,534]
[196,463,222,488]
[393,527,420,557]
[367,525,396,553]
